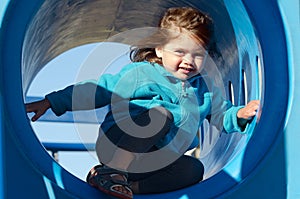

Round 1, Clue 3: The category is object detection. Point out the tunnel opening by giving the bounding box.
[20,0,263,197]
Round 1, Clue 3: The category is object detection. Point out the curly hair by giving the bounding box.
[130,7,214,64]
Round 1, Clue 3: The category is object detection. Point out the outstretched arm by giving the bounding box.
[25,63,142,122]
[25,98,51,122]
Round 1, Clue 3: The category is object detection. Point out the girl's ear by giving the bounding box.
[155,47,163,58]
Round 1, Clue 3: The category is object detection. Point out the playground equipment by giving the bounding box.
[0,0,299,198]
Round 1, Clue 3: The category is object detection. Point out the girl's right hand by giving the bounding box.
[25,98,51,122]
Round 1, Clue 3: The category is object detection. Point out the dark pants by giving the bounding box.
[128,155,204,193]
[96,107,204,193]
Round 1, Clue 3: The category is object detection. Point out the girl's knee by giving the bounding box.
[150,106,173,123]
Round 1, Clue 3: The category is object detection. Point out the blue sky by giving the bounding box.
[27,43,131,180]
[27,44,100,180]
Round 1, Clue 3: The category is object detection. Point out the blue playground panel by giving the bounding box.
[0,0,299,198]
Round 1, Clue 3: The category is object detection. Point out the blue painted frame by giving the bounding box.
[0,0,289,198]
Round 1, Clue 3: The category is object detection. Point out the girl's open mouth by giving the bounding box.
[179,67,195,73]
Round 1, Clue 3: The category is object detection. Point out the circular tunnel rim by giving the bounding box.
[0,0,289,198]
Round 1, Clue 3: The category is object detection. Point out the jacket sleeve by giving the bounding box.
[205,80,247,134]
[223,105,247,133]
[45,80,111,116]
[46,63,139,116]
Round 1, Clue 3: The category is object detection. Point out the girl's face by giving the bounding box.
[155,33,207,80]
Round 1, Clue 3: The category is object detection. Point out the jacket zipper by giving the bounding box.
[181,81,188,98]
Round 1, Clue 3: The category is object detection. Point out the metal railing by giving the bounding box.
[43,142,96,161]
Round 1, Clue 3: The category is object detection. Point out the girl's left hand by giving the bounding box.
[237,100,260,120]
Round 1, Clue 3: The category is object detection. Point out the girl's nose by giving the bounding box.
[182,54,194,65]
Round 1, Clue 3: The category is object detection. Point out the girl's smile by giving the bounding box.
[155,33,207,80]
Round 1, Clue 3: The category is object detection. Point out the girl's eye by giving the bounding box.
[194,54,205,59]
[174,50,185,56]
[194,52,206,59]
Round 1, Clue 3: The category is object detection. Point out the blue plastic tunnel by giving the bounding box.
[1,0,299,198]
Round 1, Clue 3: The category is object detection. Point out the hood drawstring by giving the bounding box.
[181,81,188,98]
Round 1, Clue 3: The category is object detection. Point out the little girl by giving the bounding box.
[26,7,259,199]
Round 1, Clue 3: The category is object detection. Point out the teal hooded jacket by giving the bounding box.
[46,61,246,153]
